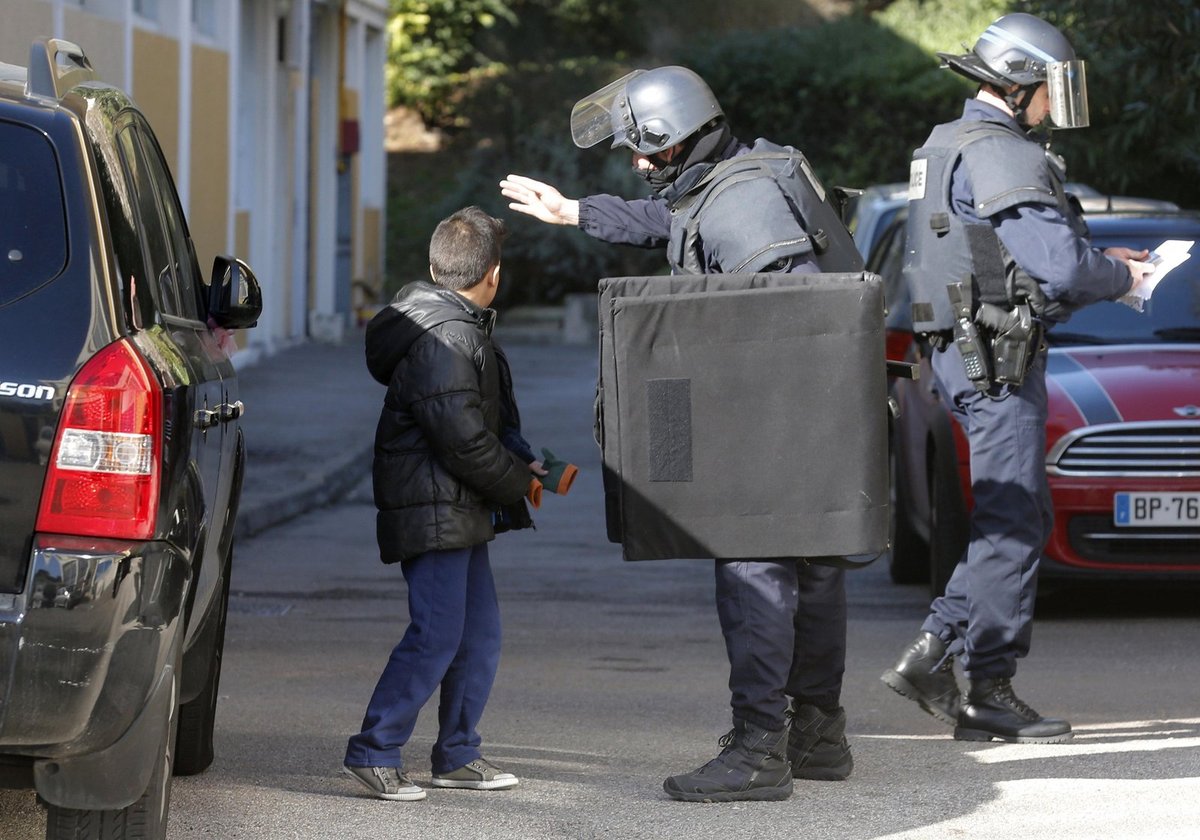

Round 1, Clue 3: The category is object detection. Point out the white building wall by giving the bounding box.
[307,3,340,334]
[5,0,389,358]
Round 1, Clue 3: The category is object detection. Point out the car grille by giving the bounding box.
[1046,421,1200,477]
[1068,515,1200,568]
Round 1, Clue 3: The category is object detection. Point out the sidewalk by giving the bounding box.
[232,316,577,540]
[232,335,382,539]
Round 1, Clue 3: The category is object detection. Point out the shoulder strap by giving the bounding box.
[672,156,785,271]
[954,120,1023,147]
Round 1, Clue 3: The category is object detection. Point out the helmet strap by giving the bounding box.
[1006,84,1040,128]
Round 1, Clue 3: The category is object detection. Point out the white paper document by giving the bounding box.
[1118,239,1193,312]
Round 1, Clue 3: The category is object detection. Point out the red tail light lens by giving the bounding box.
[36,338,162,539]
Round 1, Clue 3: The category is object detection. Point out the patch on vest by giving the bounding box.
[908,158,927,201]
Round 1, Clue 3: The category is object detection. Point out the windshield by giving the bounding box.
[1046,232,1200,346]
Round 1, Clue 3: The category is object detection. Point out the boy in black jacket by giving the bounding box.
[342,207,539,800]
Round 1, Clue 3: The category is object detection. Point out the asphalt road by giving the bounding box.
[4,342,1199,839]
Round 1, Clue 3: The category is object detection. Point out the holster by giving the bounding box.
[975,301,1039,387]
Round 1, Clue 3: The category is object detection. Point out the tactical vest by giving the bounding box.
[903,120,1086,333]
[667,140,863,275]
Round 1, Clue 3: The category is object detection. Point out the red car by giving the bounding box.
[873,208,1200,595]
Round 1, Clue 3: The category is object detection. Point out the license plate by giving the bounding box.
[1113,492,1200,527]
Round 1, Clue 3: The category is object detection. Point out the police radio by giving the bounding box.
[946,282,990,390]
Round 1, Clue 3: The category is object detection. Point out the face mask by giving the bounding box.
[632,156,680,191]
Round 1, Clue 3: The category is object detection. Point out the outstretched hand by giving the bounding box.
[500,174,580,226]
[1105,247,1155,292]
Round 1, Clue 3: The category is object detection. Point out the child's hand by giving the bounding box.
[529,460,549,477]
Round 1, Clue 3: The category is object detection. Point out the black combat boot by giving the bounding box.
[880,631,961,725]
[663,719,793,803]
[954,677,1072,744]
[787,703,853,781]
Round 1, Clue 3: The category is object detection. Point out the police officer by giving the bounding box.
[881,13,1154,743]
[500,66,863,801]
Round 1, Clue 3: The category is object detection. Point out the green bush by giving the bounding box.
[387,0,516,126]
[1017,0,1200,208]
[685,2,1006,189]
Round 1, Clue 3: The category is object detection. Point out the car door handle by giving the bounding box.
[218,400,244,423]
[194,408,220,429]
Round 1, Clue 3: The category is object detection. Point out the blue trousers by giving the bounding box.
[715,559,847,731]
[344,543,501,774]
[923,343,1052,678]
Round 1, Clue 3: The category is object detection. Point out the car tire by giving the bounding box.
[889,448,929,584]
[173,545,231,777]
[928,444,969,599]
[44,656,179,840]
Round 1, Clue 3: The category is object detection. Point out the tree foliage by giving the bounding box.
[1017,0,1200,208]
[386,0,516,126]
[387,0,643,126]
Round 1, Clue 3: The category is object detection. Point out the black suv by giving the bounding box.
[0,39,261,838]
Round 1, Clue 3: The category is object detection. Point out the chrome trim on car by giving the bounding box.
[1045,420,1200,477]
[1078,531,1199,541]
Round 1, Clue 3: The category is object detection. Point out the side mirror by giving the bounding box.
[208,255,262,329]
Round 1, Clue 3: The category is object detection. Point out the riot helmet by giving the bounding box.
[939,13,1089,129]
[570,66,723,155]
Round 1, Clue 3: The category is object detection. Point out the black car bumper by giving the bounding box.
[0,536,189,808]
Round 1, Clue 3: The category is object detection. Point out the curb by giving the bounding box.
[233,444,374,540]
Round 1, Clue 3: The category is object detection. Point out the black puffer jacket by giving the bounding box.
[365,281,530,564]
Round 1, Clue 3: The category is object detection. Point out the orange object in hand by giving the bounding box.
[540,448,579,495]
[527,477,543,509]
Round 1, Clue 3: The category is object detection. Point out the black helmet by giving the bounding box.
[940,13,1089,128]
[570,66,723,155]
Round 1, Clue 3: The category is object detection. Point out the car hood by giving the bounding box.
[1046,345,1200,438]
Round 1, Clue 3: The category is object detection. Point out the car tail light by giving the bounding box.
[36,338,162,540]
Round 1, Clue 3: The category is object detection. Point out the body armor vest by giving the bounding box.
[667,140,862,275]
[903,119,1086,333]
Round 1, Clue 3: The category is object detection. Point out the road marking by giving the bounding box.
[969,736,1200,763]
[871,778,1200,840]
[967,719,1200,763]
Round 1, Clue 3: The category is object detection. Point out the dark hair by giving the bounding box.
[428,206,507,290]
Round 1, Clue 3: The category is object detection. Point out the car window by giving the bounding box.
[131,123,203,322]
[867,217,912,331]
[115,123,202,322]
[117,125,180,316]
[1047,232,1200,346]
[0,120,68,306]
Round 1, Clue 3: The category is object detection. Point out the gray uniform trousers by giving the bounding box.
[715,559,847,731]
[922,341,1052,678]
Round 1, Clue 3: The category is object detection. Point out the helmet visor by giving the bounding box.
[1047,59,1089,129]
[570,70,643,149]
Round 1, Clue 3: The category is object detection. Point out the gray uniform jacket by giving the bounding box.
[905,99,1130,332]
[578,137,860,275]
